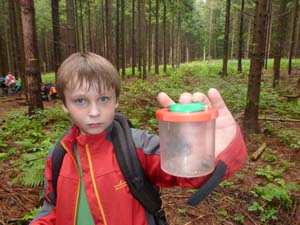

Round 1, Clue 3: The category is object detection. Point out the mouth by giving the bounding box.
[88,123,102,128]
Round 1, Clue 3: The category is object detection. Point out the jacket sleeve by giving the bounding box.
[30,153,56,225]
[133,124,247,188]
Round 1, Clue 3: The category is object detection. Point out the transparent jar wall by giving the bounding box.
[159,120,216,177]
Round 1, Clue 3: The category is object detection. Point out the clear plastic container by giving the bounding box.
[156,102,218,177]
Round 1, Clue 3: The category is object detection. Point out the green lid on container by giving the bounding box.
[169,102,205,113]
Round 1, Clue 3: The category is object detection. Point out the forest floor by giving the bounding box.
[0,72,300,225]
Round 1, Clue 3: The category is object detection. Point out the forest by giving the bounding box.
[0,0,300,224]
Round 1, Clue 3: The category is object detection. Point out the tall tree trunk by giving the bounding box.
[163,0,167,72]
[237,0,244,73]
[8,1,18,77]
[74,0,80,51]
[208,0,214,61]
[105,0,113,63]
[154,0,159,75]
[243,0,268,133]
[131,0,136,76]
[222,0,231,77]
[264,0,273,69]
[121,0,125,78]
[176,8,181,68]
[148,0,152,72]
[102,0,106,56]
[273,0,287,88]
[288,0,298,75]
[65,0,76,56]
[51,0,61,80]
[245,16,253,59]
[116,0,120,71]
[171,9,175,68]
[137,0,142,77]
[20,0,43,115]
[78,0,85,52]
[87,0,91,51]
[13,0,26,96]
[141,0,146,79]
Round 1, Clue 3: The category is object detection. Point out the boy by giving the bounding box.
[31,52,247,225]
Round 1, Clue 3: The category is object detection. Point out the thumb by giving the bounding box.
[207,88,228,111]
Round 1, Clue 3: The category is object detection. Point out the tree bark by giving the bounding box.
[208,0,214,61]
[116,0,120,71]
[264,0,273,69]
[65,0,76,56]
[288,0,298,75]
[221,0,231,77]
[154,0,159,75]
[78,0,85,52]
[8,1,18,77]
[243,0,268,133]
[121,0,125,78]
[131,0,136,76]
[20,0,43,115]
[105,0,113,63]
[148,0,152,72]
[245,16,252,59]
[273,0,288,88]
[51,0,62,80]
[237,0,244,73]
[163,0,167,72]
[141,0,146,79]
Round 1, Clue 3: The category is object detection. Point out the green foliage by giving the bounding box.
[253,181,296,208]
[248,202,278,222]
[22,207,41,221]
[249,180,299,223]
[261,147,278,163]
[1,108,71,187]
[219,180,235,188]
[177,208,187,215]
[278,130,300,149]
[41,73,56,83]
[217,209,228,217]
[255,165,285,180]
[233,214,245,223]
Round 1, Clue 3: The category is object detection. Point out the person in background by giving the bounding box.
[0,76,7,96]
[5,73,16,95]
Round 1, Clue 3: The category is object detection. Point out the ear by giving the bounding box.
[62,104,69,114]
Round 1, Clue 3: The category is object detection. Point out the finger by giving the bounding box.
[191,92,212,108]
[157,92,175,107]
[179,92,192,104]
[207,88,227,111]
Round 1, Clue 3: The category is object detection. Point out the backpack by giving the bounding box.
[47,113,227,224]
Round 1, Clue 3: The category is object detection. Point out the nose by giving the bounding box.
[88,102,100,117]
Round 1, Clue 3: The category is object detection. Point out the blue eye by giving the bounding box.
[75,99,86,105]
[99,96,109,103]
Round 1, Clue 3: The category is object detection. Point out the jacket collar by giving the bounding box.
[61,124,113,153]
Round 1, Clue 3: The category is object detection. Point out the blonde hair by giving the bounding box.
[56,52,120,104]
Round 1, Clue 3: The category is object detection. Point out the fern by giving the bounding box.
[13,151,46,187]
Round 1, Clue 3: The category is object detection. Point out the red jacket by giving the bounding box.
[31,124,247,225]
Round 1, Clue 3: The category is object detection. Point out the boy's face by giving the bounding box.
[62,81,118,135]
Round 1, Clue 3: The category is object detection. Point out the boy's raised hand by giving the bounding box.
[157,88,237,156]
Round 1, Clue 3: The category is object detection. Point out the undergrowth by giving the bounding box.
[1,59,299,224]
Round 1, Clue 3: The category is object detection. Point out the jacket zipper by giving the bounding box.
[85,144,108,225]
[61,141,81,225]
